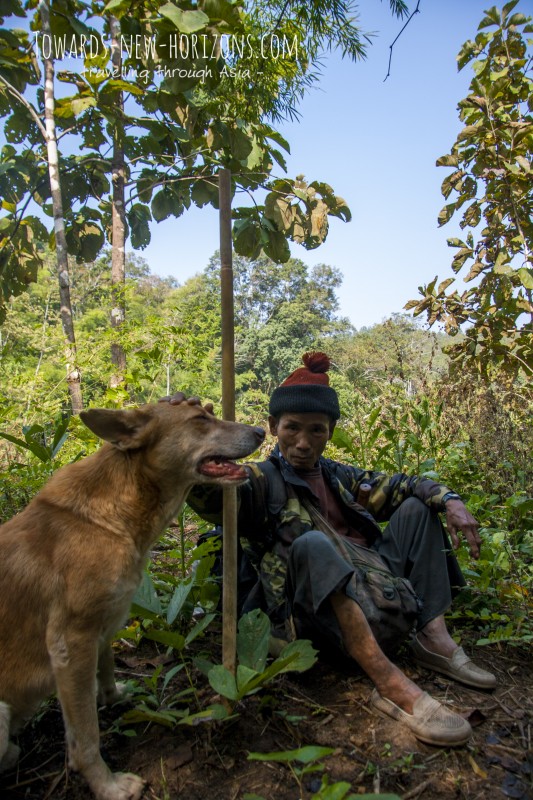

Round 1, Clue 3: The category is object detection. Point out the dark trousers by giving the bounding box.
[286,498,465,652]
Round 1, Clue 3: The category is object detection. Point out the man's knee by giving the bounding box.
[290,530,332,568]
[392,496,434,524]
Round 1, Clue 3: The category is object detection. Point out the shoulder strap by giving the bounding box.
[299,494,352,558]
[255,459,288,517]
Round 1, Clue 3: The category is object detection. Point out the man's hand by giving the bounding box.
[158,392,214,415]
[445,499,482,559]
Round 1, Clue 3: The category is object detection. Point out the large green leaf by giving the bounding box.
[236,664,259,693]
[233,217,262,259]
[128,203,152,249]
[208,664,239,700]
[263,228,291,263]
[159,4,209,34]
[131,570,162,616]
[236,608,270,672]
[166,579,193,625]
[151,187,179,222]
[274,639,318,673]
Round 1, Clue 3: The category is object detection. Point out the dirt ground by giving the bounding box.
[1,630,531,800]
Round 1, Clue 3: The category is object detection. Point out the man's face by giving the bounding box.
[268,412,335,470]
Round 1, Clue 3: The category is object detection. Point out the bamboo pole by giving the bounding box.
[219,167,238,675]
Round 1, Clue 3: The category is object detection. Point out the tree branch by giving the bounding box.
[0,74,47,139]
[384,0,422,82]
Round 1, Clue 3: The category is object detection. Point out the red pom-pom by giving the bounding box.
[302,351,331,374]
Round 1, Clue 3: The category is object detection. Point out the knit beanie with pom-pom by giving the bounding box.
[268,352,340,421]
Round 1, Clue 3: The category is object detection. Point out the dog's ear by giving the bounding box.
[80,408,154,450]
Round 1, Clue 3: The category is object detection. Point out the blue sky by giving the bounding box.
[141,0,530,328]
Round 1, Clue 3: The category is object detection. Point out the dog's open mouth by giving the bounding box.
[198,456,248,480]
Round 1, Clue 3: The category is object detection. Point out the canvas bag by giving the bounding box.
[299,496,422,654]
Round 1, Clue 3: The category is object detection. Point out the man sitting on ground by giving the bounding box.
[174,352,496,747]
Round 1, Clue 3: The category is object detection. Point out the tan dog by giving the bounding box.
[0,400,264,800]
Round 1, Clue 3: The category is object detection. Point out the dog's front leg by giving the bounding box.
[97,642,129,706]
[49,629,144,800]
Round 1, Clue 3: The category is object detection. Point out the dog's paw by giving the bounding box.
[94,771,145,800]
[0,742,21,773]
[97,681,131,706]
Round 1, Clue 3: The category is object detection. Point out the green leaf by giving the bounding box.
[201,0,241,26]
[233,217,262,259]
[507,13,529,26]
[265,128,290,153]
[103,0,127,12]
[161,663,185,692]
[0,431,49,461]
[208,664,239,700]
[166,579,193,624]
[355,796,402,800]
[152,188,179,222]
[121,707,182,727]
[478,8,501,29]
[178,704,231,725]
[517,267,533,289]
[274,639,318,673]
[263,228,291,263]
[191,179,217,208]
[71,95,96,116]
[327,196,352,223]
[159,4,209,33]
[437,278,454,294]
[65,213,105,262]
[131,570,162,616]
[457,124,481,142]
[264,192,294,233]
[331,426,357,456]
[236,664,259,693]
[436,154,459,167]
[502,1,520,22]
[438,203,456,227]
[128,203,152,249]
[457,39,478,70]
[229,127,253,161]
[248,746,335,764]
[184,613,215,646]
[236,609,270,671]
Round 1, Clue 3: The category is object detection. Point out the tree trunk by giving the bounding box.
[109,15,127,389]
[39,0,83,414]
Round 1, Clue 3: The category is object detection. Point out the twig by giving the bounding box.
[371,728,380,794]
[5,770,62,790]
[384,0,422,81]
[403,778,434,799]
[43,767,67,800]
[486,742,527,756]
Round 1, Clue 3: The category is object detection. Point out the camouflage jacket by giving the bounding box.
[187,446,454,632]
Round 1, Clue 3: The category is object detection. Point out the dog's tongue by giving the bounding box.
[199,457,247,479]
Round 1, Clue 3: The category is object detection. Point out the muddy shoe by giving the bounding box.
[371,689,472,747]
[410,637,497,690]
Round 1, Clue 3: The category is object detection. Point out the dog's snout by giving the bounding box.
[253,426,266,443]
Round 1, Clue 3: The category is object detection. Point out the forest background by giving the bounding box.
[0,0,531,762]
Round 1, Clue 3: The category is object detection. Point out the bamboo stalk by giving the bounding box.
[219,167,238,675]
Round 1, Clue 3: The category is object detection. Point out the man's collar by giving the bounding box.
[269,445,326,489]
